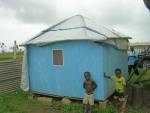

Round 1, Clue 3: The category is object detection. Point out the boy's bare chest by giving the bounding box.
[85,81,93,88]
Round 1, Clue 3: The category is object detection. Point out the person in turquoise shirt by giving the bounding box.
[128,47,139,75]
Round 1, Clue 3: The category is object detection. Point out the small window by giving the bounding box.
[52,49,63,66]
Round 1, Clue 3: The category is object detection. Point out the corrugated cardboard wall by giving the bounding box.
[0,60,22,93]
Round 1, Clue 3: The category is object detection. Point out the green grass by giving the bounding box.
[0,90,28,113]
[0,90,146,113]
[0,53,22,61]
[50,101,118,113]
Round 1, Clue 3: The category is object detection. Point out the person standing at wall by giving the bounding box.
[128,47,139,75]
[104,68,127,113]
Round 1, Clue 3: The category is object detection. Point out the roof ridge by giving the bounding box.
[101,26,123,37]
[79,15,88,37]
[43,15,80,32]
[25,15,82,43]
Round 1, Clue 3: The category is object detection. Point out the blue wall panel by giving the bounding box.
[27,40,128,101]
[28,41,104,100]
[102,45,128,99]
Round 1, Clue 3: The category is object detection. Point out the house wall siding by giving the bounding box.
[28,40,104,100]
[103,45,128,99]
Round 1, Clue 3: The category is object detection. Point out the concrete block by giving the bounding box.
[37,97,53,104]
[61,97,71,104]
[99,100,108,109]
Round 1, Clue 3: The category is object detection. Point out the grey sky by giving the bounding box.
[0,0,150,46]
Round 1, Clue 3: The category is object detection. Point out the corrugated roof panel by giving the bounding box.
[22,15,130,46]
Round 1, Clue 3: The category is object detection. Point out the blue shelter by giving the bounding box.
[21,15,130,101]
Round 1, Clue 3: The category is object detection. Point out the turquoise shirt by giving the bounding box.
[128,51,138,65]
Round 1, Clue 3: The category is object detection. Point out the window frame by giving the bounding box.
[52,48,64,67]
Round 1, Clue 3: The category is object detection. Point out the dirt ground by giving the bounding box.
[29,107,61,113]
[28,105,62,113]
[29,106,77,113]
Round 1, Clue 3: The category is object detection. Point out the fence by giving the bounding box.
[0,60,22,93]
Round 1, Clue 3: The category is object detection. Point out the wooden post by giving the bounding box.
[61,97,71,104]
[99,100,108,109]
[13,40,17,59]
[131,83,144,108]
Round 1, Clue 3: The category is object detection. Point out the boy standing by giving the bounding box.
[104,68,126,113]
[83,72,97,113]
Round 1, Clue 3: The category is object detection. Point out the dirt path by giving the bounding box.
[28,106,62,113]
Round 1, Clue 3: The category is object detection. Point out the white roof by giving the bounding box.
[22,15,131,45]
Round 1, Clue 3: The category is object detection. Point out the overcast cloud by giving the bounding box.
[0,0,150,46]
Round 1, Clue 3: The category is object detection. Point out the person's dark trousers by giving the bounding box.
[84,104,93,113]
[88,105,93,113]
[128,65,139,75]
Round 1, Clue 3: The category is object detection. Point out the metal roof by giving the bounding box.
[22,15,131,46]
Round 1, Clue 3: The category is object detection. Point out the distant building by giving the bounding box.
[130,42,150,53]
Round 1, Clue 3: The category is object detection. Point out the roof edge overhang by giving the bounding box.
[20,38,107,47]
[107,37,132,39]
[20,37,131,47]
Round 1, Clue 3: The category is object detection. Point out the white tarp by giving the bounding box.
[20,47,29,91]
[115,39,129,50]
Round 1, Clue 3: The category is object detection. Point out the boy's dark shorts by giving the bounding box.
[114,91,125,98]
[113,91,126,102]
